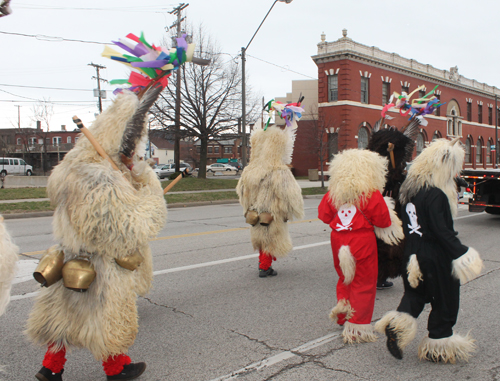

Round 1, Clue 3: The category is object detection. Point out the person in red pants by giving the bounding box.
[28,90,167,381]
[318,149,403,343]
[237,100,305,278]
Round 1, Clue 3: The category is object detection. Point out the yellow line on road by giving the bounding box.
[151,227,249,241]
[21,218,321,256]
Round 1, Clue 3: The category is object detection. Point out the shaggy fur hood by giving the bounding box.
[399,138,464,217]
[328,149,388,209]
[249,125,295,167]
[65,91,141,171]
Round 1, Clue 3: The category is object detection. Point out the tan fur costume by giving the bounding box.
[236,125,304,258]
[26,91,167,360]
[0,215,18,316]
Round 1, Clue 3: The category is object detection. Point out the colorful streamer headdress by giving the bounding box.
[263,95,305,131]
[102,32,196,96]
[381,85,446,127]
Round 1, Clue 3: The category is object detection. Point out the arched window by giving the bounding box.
[447,119,453,136]
[487,139,493,164]
[432,131,441,141]
[358,126,369,149]
[476,138,483,164]
[416,133,425,156]
[465,138,472,163]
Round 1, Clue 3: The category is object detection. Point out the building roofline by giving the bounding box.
[312,35,500,98]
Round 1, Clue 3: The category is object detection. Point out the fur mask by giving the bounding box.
[399,138,465,217]
[249,125,295,167]
[328,149,388,209]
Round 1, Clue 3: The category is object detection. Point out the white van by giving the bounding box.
[0,157,33,176]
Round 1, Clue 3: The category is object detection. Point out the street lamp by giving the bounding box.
[241,0,293,167]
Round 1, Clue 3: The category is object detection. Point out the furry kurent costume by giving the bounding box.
[26,87,167,381]
[375,138,483,363]
[236,101,304,277]
[366,119,420,286]
[0,215,18,317]
[318,149,404,343]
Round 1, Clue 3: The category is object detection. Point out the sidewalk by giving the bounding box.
[0,179,328,219]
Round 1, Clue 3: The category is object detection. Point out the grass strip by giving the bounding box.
[0,201,53,214]
[161,177,238,191]
[0,182,326,214]
[0,188,48,200]
[166,191,238,204]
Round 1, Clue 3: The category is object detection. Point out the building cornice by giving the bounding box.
[313,38,500,99]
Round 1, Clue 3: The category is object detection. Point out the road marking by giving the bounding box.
[209,332,341,381]
[11,241,331,299]
[151,227,249,241]
[20,219,322,256]
[152,241,330,276]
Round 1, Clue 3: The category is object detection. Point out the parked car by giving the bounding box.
[0,157,33,176]
[227,162,242,171]
[154,163,192,179]
[206,163,235,172]
[154,164,175,179]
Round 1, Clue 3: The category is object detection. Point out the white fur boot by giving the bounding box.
[418,333,476,363]
[342,322,377,344]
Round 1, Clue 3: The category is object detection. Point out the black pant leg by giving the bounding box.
[427,276,460,339]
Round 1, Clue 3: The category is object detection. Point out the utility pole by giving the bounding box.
[15,105,21,129]
[89,62,107,113]
[169,3,189,172]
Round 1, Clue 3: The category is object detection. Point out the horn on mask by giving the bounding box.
[119,82,164,167]
[449,137,461,146]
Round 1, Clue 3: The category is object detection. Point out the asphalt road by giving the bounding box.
[1,200,499,381]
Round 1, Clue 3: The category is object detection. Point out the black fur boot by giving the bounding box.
[386,326,403,359]
[107,362,146,380]
[35,367,64,381]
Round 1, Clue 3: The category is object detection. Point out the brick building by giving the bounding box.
[192,134,246,168]
[0,124,80,174]
[282,30,500,176]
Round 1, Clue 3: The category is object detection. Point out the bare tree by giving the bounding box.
[302,105,336,188]
[30,98,53,132]
[151,25,259,178]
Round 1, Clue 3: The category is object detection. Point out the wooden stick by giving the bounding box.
[163,168,192,194]
[163,173,183,194]
[387,142,396,169]
[72,116,120,171]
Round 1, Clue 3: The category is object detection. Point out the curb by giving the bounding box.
[3,211,54,220]
[1,194,325,220]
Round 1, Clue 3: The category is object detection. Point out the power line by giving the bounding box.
[246,53,316,79]
[15,3,175,12]
[0,83,93,91]
[0,31,107,44]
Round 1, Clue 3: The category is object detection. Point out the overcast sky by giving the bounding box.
[1,0,498,131]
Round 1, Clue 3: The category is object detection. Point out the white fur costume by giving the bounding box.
[26,91,167,360]
[0,215,18,316]
[236,125,304,259]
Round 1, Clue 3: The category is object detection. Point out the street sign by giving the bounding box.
[93,89,107,99]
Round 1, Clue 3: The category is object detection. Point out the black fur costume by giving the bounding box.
[367,119,419,282]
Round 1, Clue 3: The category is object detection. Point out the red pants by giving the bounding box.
[331,230,378,325]
[258,250,276,270]
[43,345,131,376]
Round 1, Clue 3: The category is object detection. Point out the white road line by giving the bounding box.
[10,241,331,300]
[10,291,40,301]
[209,332,341,381]
[455,212,485,220]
